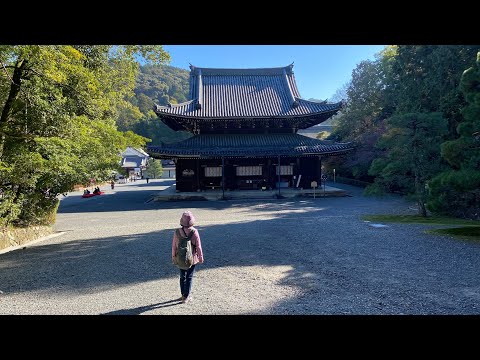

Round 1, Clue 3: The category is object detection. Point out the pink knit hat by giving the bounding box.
[180,210,195,227]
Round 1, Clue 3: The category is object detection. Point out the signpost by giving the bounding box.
[311,180,318,199]
[321,174,327,197]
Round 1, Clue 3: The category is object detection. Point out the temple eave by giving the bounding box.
[154,111,339,122]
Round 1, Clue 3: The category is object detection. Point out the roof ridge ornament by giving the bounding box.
[284,62,294,74]
[283,68,299,108]
[196,68,203,110]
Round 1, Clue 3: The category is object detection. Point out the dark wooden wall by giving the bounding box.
[176,156,322,192]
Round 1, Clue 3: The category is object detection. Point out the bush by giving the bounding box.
[16,195,60,226]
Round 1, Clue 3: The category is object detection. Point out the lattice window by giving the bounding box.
[205,167,222,177]
[276,165,293,175]
[236,166,262,176]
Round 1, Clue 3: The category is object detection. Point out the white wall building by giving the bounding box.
[120,147,149,179]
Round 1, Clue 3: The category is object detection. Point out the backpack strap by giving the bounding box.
[176,228,182,238]
[181,227,195,239]
[182,227,196,254]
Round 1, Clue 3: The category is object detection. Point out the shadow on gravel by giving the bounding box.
[2,183,480,315]
[102,299,183,315]
[57,181,403,216]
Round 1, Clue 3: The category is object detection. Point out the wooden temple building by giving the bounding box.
[147,64,353,192]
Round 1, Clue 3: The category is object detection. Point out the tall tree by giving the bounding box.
[391,45,480,137]
[144,158,163,179]
[0,45,169,226]
[366,112,448,217]
[327,48,394,181]
[427,52,480,220]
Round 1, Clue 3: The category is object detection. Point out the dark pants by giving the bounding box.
[180,265,196,299]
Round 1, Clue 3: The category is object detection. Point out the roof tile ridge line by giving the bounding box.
[196,68,202,110]
[189,64,195,100]
[153,100,194,110]
[193,65,293,72]
[296,98,343,107]
[282,68,299,108]
[286,64,301,97]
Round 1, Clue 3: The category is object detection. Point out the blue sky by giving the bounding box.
[163,45,386,100]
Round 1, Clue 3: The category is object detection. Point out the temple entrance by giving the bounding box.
[175,156,323,192]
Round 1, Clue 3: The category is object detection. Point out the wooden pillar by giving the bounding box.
[221,157,225,199]
[277,155,281,197]
[196,159,200,191]
[267,158,272,188]
[296,157,301,188]
[317,156,321,182]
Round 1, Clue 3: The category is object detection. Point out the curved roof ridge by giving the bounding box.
[189,64,295,76]
[154,100,195,110]
[296,98,343,106]
[147,133,354,158]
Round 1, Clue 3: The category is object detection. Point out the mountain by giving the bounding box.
[120,65,191,145]
[135,64,190,109]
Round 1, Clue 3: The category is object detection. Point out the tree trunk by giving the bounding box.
[0,58,28,159]
[417,199,427,217]
[414,171,428,217]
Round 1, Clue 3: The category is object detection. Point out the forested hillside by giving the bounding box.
[135,65,190,109]
[118,65,191,145]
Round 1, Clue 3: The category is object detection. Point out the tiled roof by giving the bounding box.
[147,134,353,158]
[154,64,341,119]
[122,157,144,168]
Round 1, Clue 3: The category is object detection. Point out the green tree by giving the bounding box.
[134,64,189,108]
[144,158,163,179]
[132,114,191,145]
[428,52,480,219]
[327,50,393,182]
[0,45,169,226]
[136,93,154,115]
[366,112,448,217]
[391,45,480,137]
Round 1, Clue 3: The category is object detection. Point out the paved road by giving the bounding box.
[1,179,480,314]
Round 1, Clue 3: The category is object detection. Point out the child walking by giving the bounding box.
[172,210,204,303]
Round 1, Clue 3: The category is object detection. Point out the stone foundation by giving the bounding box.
[0,226,53,251]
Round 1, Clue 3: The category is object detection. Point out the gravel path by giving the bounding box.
[1,179,479,315]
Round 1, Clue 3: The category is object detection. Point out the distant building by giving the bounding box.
[148,64,353,192]
[161,159,176,178]
[121,147,149,178]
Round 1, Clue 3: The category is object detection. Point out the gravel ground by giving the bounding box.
[1,179,479,315]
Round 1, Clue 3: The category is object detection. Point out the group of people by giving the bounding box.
[83,186,101,195]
